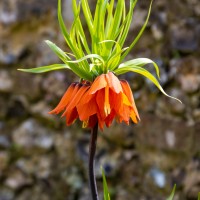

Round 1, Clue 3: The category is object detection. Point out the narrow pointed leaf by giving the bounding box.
[45,40,70,63]
[117,0,137,47]
[81,0,94,35]
[114,13,130,40]
[66,54,104,64]
[104,0,127,56]
[70,2,81,39]
[101,167,110,200]
[18,64,70,73]
[58,0,88,74]
[58,0,94,74]
[107,0,125,40]
[119,58,160,78]
[92,0,108,54]
[166,185,176,200]
[45,41,92,81]
[114,66,182,103]
[99,40,121,65]
[105,0,114,38]
[72,0,91,54]
[58,0,77,54]
[120,0,153,61]
[108,47,129,70]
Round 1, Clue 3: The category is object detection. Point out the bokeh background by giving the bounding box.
[0,0,200,199]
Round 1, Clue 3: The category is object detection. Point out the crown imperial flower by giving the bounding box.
[49,72,140,130]
[19,0,181,130]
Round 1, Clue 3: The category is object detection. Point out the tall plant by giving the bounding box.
[19,0,181,199]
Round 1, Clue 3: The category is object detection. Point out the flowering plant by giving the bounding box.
[19,0,180,130]
[19,0,181,199]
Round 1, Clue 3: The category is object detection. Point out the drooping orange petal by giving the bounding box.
[120,80,140,120]
[97,112,105,131]
[122,93,132,106]
[65,108,78,126]
[118,104,131,124]
[89,74,107,94]
[105,72,122,93]
[105,109,116,127]
[67,85,90,110]
[130,109,138,123]
[49,83,77,114]
[61,85,89,117]
[109,90,123,113]
[78,87,94,106]
[77,96,98,121]
[96,89,106,120]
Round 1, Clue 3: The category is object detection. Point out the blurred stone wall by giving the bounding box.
[0,0,199,200]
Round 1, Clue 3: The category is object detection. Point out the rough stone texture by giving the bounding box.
[0,0,199,200]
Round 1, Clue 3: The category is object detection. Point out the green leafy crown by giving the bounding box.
[19,0,181,103]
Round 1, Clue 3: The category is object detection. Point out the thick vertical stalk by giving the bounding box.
[88,122,99,200]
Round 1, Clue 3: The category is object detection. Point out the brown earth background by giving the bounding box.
[0,0,200,199]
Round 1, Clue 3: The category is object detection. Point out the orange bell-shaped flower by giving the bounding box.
[49,72,140,130]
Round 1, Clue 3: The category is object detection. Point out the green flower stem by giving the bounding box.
[88,123,99,200]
